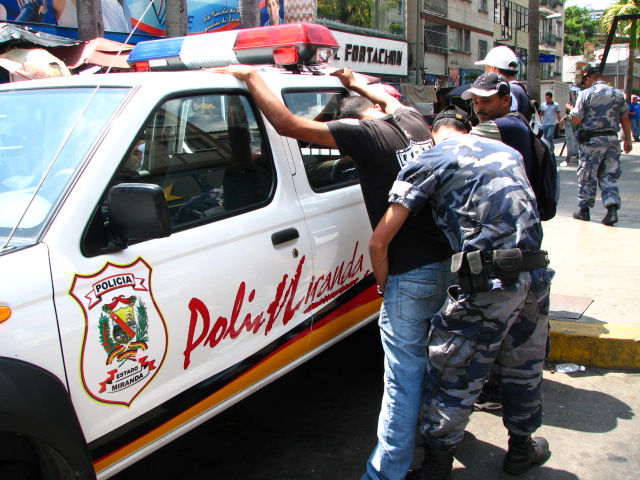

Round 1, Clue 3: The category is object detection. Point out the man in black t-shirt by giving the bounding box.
[208,65,453,480]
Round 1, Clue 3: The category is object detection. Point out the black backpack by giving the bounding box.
[528,121,559,221]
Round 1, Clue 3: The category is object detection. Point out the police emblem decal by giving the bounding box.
[70,258,167,406]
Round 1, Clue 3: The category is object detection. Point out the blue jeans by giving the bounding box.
[363,260,452,480]
[542,124,555,149]
[631,118,640,140]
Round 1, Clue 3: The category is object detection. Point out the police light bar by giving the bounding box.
[127,23,339,72]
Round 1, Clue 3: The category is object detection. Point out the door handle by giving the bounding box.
[271,228,299,246]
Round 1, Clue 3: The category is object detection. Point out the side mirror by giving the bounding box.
[108,183,171,247]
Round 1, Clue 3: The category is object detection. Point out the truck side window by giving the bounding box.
[282,90,358,191]
[83,93,274,256]
[119,93,273,228]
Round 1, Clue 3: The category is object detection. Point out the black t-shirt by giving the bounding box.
[327,107,453,275]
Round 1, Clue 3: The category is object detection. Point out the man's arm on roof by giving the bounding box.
[331,67,404,115]
[207,65,337,148]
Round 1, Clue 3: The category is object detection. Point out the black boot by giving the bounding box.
[407,443,454,480]
[573,207,590,221]
[602,205,619,226]
[503,433,551,475]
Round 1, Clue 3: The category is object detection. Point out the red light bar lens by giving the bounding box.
[273,47,299,65]
[234,23,339,50]
[130,62,150,72]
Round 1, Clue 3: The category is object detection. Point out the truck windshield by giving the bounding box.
[0,87,129,250]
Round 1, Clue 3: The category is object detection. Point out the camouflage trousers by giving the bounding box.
[421,268,554,449]
[577,141,622,209]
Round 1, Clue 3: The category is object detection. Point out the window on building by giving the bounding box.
[424,21,448,54]
[479,0,488,13]
[479,39,488,62]
[423,0,447,17]
[450,27,460,51]
[449,28,470,53]
[317,0,405,36]
[282,90,358,192]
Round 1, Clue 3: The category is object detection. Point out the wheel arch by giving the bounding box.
[0,357,96,480]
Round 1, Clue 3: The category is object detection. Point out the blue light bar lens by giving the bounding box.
[127,37,186,63]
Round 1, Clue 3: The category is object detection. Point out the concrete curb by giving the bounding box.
[549,319,640,370]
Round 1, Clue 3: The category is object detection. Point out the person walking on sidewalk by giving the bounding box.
[540,92,561,149]
[207,65,453,480]
[370,106,553,479]
[567,66,632,226]
[628,96,640,141]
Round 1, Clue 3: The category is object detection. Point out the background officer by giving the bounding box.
[567,66,632,226]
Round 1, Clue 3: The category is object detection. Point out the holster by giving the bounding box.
[492,248,523,285]
[577,129,590,143]
[451,251,489,293]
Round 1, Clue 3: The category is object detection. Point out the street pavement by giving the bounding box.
[543,138,640,370]
[111,321,640,480]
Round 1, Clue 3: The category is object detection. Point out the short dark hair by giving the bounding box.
[432,117,469,134]
[334,96,375,120]
[545,92,553,98]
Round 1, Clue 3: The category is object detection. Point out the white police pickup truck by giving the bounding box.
[0,24,380,479]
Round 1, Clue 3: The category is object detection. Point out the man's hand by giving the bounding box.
[206,65,256,82]
[331,67,365,91]
[623,139,632,154]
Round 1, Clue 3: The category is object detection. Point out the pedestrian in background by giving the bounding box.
[627,96,640,141]
[370,106,553,479]
[207,65,453,480]
[540,92,561,148]
[567,66,632,226]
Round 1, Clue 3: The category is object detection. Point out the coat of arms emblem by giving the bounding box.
[70,258,167,406]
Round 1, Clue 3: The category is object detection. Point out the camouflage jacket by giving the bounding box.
[389,134,542,253]
[573,81,629,134]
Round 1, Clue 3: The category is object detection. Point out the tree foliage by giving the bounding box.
[601,0,640,100]
[564,6,601,55]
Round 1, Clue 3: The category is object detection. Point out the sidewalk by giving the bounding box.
[544,137,640,370]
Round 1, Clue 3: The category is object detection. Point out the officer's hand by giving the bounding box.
[206,65,256,82]
[623,139,632,154]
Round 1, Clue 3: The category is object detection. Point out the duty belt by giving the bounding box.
[451,249,549,294]
[577,129,617,143]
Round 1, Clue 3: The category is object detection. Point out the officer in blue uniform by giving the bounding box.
[369,107,553,479]
[568,66,632,226]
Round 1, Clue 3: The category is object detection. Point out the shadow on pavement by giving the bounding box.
[455,432,579,480]
[541,375,635,433]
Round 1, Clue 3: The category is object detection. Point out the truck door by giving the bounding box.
[48,90,316,474]
[280,88,381,352]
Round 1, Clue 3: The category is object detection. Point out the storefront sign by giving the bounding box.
[330,30,408,77]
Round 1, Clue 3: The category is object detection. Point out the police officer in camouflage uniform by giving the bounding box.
[370,107,553,479]
[568,66,632,226]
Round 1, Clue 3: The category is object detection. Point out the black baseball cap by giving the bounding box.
[433,105,472,132]
[580,66,601,85]
[461,72,510,100]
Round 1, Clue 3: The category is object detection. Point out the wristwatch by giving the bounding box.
[376,285,384,297]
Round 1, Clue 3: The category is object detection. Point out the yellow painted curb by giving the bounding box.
[548,320,640,370]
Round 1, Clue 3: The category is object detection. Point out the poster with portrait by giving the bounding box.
[0,0,242,35]
[259,0,284,26]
